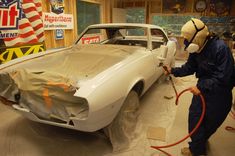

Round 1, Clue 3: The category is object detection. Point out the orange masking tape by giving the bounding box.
[42,81,69,109]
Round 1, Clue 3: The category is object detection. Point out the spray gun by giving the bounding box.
[157,55,178,98]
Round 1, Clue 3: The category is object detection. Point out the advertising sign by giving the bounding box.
[0,0,22,39]
[0,0,45,65]
[55,29,64,40]
[0,0,22,30]
[43,12,74,30]
[0,0,45,48]
[210,0,231,16]
[0,43,45,64]
[82,36,100,44]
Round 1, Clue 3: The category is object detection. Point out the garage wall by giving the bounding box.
[117,0,235,21]
[114,0,235,59]
[41,0,76,49]
[41,0,111,50]
[42,0,235,50]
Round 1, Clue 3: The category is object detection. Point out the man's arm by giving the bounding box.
[197,44,234,91]
[171,54,197,77]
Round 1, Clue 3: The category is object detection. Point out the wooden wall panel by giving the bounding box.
[104,0,111,23]
[64,0,76,47]
[231,1,235,16]
[41,0,54,49]
[41,0,111,49]
[122,0,146,8]
[150,0,161,13]
[185,0,193,13]
[41,0,235,49]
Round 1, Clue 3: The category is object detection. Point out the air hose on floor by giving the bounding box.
[150,69,206,156]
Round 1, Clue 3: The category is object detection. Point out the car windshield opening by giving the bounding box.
[77,27,148,48]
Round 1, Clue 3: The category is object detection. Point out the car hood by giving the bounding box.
[16,44,141,79]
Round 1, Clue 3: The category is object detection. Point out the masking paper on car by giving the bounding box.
[104,91,142,152]
[0,44,138,122]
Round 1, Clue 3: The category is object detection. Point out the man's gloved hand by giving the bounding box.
[163,65,171,75]
[190,86,201,95]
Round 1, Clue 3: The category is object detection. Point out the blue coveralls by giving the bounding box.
[171,36,234,155]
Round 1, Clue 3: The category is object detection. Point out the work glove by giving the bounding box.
[163,65,171,75]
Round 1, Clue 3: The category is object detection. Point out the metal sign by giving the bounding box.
[55,29,64,40]
[0,0,22,30]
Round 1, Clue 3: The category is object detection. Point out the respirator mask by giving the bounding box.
[184,20,205,53]
[184,39,200,53]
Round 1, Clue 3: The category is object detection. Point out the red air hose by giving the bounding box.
[151,88,206,156]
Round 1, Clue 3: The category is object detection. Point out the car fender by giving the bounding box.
[73,52,156,130]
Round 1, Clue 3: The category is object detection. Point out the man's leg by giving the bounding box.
[188,95,207,156]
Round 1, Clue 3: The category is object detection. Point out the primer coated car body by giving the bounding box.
[0,23,176,132]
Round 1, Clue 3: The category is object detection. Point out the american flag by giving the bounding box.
[3,0,44,47]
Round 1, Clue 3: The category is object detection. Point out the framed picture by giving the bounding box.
[210,0,231,16]
[162,0,186,13]
[50,0,64,14]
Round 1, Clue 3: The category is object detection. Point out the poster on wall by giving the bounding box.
[209,0,231,16]
[55,29,64,40]
[49,0,64,14]
[0,0,45,65]
[42,12,74,30]
[0,0,22,42]
[163,0,186,13]
[43,0,73,30]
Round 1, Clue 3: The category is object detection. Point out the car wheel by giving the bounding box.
[104,90,140,152]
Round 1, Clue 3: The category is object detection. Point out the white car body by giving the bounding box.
[0,23,176,132]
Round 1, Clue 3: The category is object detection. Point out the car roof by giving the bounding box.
[87,23,163,30]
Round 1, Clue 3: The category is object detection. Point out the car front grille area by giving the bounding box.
[0,71,89,124]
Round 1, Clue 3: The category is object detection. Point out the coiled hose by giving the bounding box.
[151,79,206,156]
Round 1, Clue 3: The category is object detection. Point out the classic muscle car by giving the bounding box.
[0,23,176,132]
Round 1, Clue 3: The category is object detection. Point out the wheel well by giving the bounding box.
[132,81,144,97]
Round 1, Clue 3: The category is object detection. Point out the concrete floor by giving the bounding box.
[0,73,235,156]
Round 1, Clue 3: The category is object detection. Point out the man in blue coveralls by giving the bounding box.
[165,18,234,156]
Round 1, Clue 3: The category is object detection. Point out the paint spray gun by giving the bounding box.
[157,45,178,97]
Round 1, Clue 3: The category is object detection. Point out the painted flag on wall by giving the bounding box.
[2,0,44,47]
